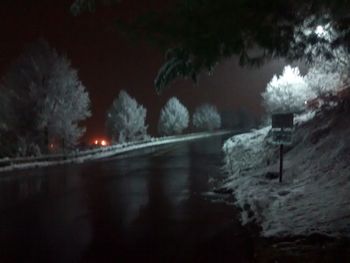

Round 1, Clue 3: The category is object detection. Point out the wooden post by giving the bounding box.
[279,144,284,183]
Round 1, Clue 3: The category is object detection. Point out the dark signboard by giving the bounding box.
[271,113,294,182]
[272,113,294,129]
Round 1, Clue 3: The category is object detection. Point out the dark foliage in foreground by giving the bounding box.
[119,0,350,91]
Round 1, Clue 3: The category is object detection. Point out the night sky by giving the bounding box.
[0,0,287,142]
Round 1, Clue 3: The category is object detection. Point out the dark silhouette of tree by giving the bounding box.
[119,0,350,91]
[70,1,350,92]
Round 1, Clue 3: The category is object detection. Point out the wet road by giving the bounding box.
[0,134,254,263]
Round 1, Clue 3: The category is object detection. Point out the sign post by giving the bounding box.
[279,144,283,183]
[271,113,294,183]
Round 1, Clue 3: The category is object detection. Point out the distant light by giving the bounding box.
[49,144,54,149]
[315,25,327,38]
[92,138,109,147]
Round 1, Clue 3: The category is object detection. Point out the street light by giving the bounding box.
[315,25,325,37]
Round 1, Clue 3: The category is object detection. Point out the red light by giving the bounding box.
[92,138,109,147]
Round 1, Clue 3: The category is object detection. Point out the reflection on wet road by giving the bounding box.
[0,135,254,263]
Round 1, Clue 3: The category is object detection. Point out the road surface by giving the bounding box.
[0,134,257,263]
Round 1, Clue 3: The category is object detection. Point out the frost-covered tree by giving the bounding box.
[262,65,313,114]
[193,104,221,131]
[305,64,342,96]
[291,17,338,63]
[106,90,148,143]
[305,48,350,96]
[36,49,91,150]
[0,40,91,156]
[158,97,189,135]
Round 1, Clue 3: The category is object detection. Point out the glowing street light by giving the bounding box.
[315,25,325,37]
[314,23,333,41]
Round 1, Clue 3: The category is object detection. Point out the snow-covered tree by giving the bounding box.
[158,97,189,135]
[192,104,221,131]
[38,54,90,149]
[262,65,313,114]
[0,40,91,156]
[305,64,342,96]
[305,48,350,96]
[106,90,148,143]
[291,17,338,63]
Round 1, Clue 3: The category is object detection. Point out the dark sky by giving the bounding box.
[0,0,287,142]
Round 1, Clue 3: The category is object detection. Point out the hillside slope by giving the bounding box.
[222,109,350,237]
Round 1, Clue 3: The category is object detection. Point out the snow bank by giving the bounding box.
[222,111,350,238]
[0,131,230,173]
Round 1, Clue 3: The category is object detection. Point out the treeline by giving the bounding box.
[0,40,223,158]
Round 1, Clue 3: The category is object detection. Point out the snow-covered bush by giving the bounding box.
[305,49,350,96]
[0,39,91,156]
[223,127,271,175]
[106,90,148,143]
[305,65,342,96]
[262,65,313,114]
[192,104,221,131]
[158,97,189,135]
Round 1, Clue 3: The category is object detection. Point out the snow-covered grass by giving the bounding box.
[222,109,350,238]
[0,131,231,173]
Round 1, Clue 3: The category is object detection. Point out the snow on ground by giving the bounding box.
[222,110,350,238]
[0,131,231,173]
